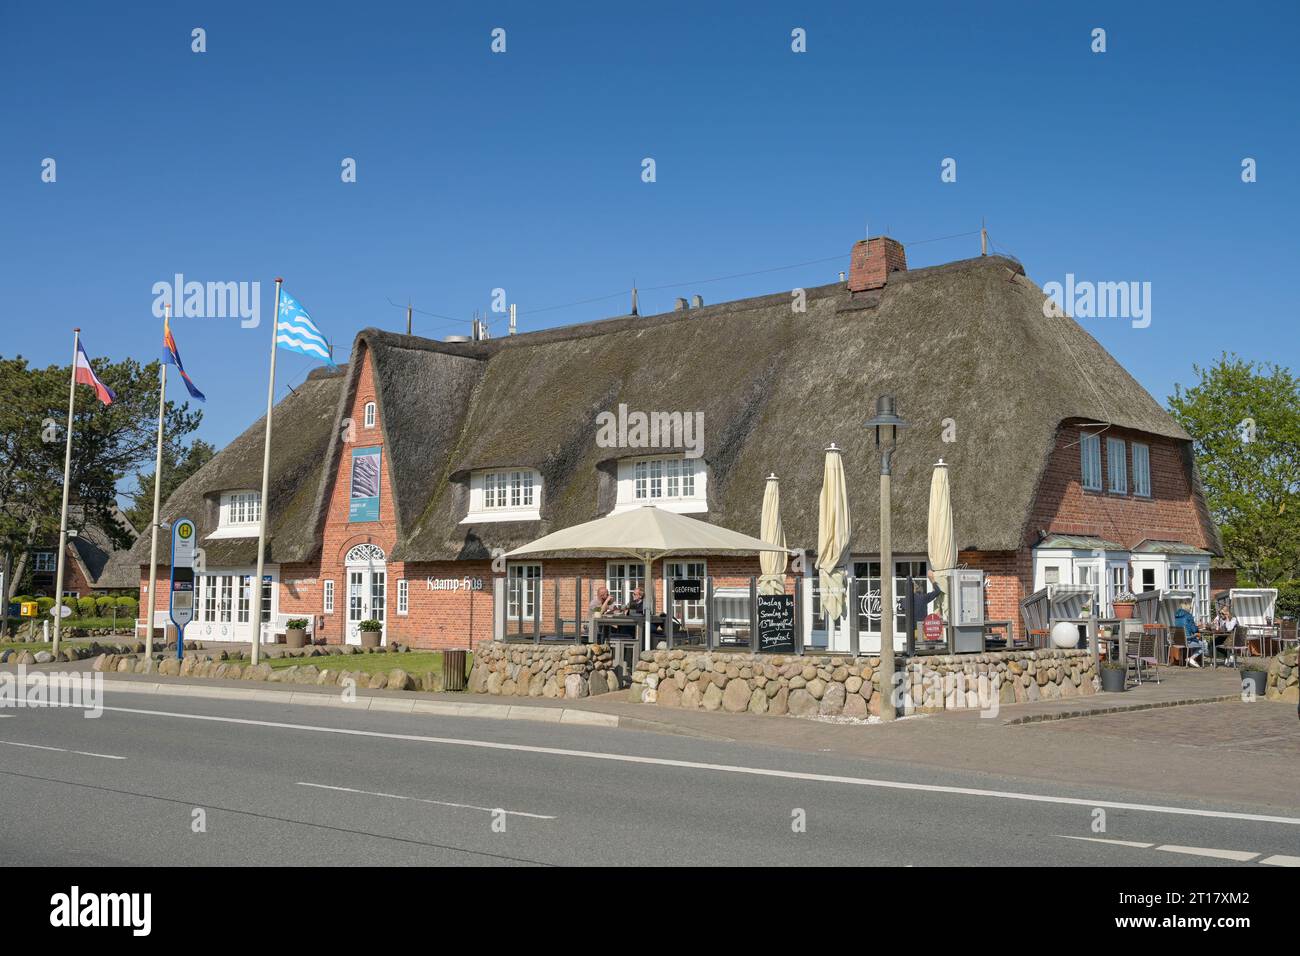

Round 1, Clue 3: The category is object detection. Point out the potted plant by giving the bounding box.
[1240,656,1269,698]
[358,618,383,649]
[285,618,309,649]
[1100,659,1127,693]
[1111,590,1137,620]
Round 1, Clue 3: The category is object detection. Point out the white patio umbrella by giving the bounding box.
[506,505,790,648]
[758,473,787,595]
[816,445,852,623]
[927,459,957,616]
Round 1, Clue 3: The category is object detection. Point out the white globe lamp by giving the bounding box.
[1050,620,1079,649]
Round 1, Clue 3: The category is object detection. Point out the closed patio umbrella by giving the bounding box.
[816,445,852,623]
[758,473,786,595]
[927,459,957,617]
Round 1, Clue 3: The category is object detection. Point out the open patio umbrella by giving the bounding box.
[927,459,957,616]
[758,473,787,595]
[506,505,790,647]
[816,445,852,623]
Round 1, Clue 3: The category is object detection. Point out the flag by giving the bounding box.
[161,315,206,402]
[276,290,335,366]
[74,340,115,405]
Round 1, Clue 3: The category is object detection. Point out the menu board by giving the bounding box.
[757,593,796,653]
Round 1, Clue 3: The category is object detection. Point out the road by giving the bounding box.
[2,690,1298,866]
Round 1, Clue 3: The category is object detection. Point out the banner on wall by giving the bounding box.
[349,447,382,521]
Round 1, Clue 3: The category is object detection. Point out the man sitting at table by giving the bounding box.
[588,585,617,640]
[626,586,645,615]
[1175,599,1204,667]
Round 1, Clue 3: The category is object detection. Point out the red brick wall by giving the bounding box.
[848,237,907,292]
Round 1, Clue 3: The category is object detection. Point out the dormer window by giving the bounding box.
[364,402,376,428]
[463,469,543,523]
[208,491,261,538]
[614,455,707,514]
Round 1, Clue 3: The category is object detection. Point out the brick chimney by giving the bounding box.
[847,236,907,292]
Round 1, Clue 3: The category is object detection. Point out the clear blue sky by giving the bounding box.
[3,1,1296,452]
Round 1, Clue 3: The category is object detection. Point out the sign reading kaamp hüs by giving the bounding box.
[349,446,381,522]
[426,577,485,591]
[595,404,704,459]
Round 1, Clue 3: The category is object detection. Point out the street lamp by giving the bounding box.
[864,395,908,720]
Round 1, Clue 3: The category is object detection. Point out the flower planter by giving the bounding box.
[360,630,381,649]
[286,627,306,649]
[1112,602,1136,621]
[1100,667,1126,693]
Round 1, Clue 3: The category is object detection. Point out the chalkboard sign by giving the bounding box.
[757,593,797,653]
[671,579,703,601]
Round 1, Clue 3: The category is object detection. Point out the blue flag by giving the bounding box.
[276,290,335,366]
[162,314,206,402]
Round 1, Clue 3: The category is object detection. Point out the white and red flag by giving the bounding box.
[74,340,116,405]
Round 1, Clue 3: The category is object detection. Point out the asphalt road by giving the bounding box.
[2,691,1298,866]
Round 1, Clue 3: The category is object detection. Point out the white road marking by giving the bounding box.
[1057,835,1154,849]
[297,781,556,819]
[53,702,1300,827]
[1155,844,1260,862]
[1259,854,1300,867]
[0,739,125,760]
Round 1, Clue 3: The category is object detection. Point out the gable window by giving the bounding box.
[208,491,261,538]
[464,469,542,523]
[323,579,335,614]
[33,551,56,572]
[1107,437,1127,494]
[364,402,376,428]
[1080,432,1102,491]
[1132,442,1151,497]
[615,455,707,514]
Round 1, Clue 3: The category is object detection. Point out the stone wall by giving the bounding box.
[468,642,620,699]
[631,648,1098,718]
[1265,647,1298,702]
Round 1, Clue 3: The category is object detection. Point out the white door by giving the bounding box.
[344,544,387,645]
[195,571,264,644]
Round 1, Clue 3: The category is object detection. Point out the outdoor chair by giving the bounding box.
[1166,626,1198,667]
[1218,624,1250,668]
[1126,632,1161,686]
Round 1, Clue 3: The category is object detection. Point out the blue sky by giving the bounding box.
[3,1,1296,451]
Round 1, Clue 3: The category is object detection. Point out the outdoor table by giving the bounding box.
[593,614,666,644]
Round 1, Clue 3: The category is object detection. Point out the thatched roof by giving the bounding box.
[128,251,1212,572]
[107,368,345,578]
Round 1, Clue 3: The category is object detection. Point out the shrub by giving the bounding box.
[115,596,139,613]
[77,596,97,617]
[95,595,117,614]
[36,596,55,613]
[286,618,309,630]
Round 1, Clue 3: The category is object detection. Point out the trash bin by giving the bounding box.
[443,648,468,692]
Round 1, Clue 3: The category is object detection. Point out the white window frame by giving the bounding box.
[210,490,262,538]
[1132,442,1151,497]
[323,579,335,614]
[463,469,543,523]
[363,402,376,428]
[397,578,408,615]
[34,551,56,572]
[613,456,707,514]
[506,564,541,621]
[1107,437,1127,494]
[1080,432,1102,491]
[606,561,646,605]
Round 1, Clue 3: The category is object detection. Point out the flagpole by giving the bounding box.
[251,278,283,667]
[144,304,171,672]
[51,329,81,659]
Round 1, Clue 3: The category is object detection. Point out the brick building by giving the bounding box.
[107,238,1225,650]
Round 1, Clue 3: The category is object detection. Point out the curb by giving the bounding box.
[1003,693,1243,725]
[48,675,621,728]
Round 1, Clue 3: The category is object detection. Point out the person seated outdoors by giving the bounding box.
[588,585,617,641]
[625,586,645,615]
[1175,599,1204,666]
[910,571,945,640]
[1212,603,1238,662]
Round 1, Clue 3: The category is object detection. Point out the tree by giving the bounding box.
[0,354,201,600]
[1168,354,1300,598]
[124,439,216,535]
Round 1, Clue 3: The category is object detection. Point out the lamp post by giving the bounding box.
[864,395,908,720]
